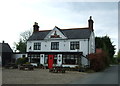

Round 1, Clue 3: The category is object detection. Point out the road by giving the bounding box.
[70,65,118,84]
[0,67,2,86]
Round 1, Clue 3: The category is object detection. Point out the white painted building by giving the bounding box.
[27,16,95,68]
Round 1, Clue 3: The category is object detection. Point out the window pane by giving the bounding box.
[62,54,78,65]
[70,41,79,50]
[51,42,59,50]
[34,42,41,50]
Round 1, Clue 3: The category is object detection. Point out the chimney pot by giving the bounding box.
[2,41,4,43]
[33,22,39,33]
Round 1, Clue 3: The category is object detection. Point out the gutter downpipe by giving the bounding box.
[88,38,90,67]
[88,38,89,55]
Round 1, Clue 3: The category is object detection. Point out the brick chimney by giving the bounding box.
[2,40,5,43]
[88,16,94,31]
[33,22,39,33]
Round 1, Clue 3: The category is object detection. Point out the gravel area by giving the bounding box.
[2,68,87,84]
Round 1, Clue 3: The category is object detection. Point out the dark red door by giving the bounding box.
[48,55,54,69]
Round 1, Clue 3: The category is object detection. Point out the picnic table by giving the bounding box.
[19,64,34,70]
[49,66,65,73]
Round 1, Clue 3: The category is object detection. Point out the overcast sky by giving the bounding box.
[0,0,118,54]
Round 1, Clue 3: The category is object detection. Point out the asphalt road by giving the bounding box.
[0,67,2,86]
[70,65,118,84]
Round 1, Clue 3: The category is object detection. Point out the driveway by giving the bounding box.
[70,65,118,84]
[2,68,87,84]
[2,65,119,84]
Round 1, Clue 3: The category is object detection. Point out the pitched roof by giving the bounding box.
[28,27,92,41]
[0,43,13,53]
[62,28,91,39]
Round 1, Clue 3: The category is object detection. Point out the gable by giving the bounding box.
[0,43,13,53]
[44,26,67,39]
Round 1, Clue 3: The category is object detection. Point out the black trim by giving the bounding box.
[27,52,83,55]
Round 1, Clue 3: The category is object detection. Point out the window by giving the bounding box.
[70,41,79,50]
[30,54,40,58]
[44,55,48,64]
[51,42,59,50]
[54,55,57,64]
[37,54,40,58]
[62,54,78,65]
[34,42,41,50]
[28,54,31,58]
[29,54,40,63]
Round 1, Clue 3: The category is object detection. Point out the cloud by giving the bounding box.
[0,1,118,53]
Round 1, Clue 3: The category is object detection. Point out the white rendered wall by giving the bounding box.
[81,56,89,67]
[89,32,95,54]
[27,39,89,56]
[40,54,44,65]
[57,54,62,66]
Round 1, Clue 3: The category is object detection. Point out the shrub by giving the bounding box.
[88,52,109,72]
[25,62,30,65]
[16,57,28,65]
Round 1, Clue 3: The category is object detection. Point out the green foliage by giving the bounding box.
[118,51,120,58]
[95,36,115,61]
[117,51,120,63]
[15,30,32,53]
[25,62,30,65]
[16,39,26,53]
[16,57,28,65]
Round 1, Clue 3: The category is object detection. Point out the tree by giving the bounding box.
[15,39,26,53]
[117,50,120,63]
[20,30,32,42]
[15,30,32,52]
[118,51,120,58]
[95,36,115,62]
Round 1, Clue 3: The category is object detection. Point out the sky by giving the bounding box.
[0,0,118,54]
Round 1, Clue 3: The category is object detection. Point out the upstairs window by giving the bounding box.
[34,42,41,50]
[51,42,59,50]
[70,41,79,50]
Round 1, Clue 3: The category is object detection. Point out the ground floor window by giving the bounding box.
[31,58,40,63]
[62,54,79,65]
[44,55,48,64]
[28,54,40,58]
[54,55,57,64]
[28,54,40,63]
[28,53,80,65]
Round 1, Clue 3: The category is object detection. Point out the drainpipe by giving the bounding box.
[88,38,90,67]
[88,38,89,55]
